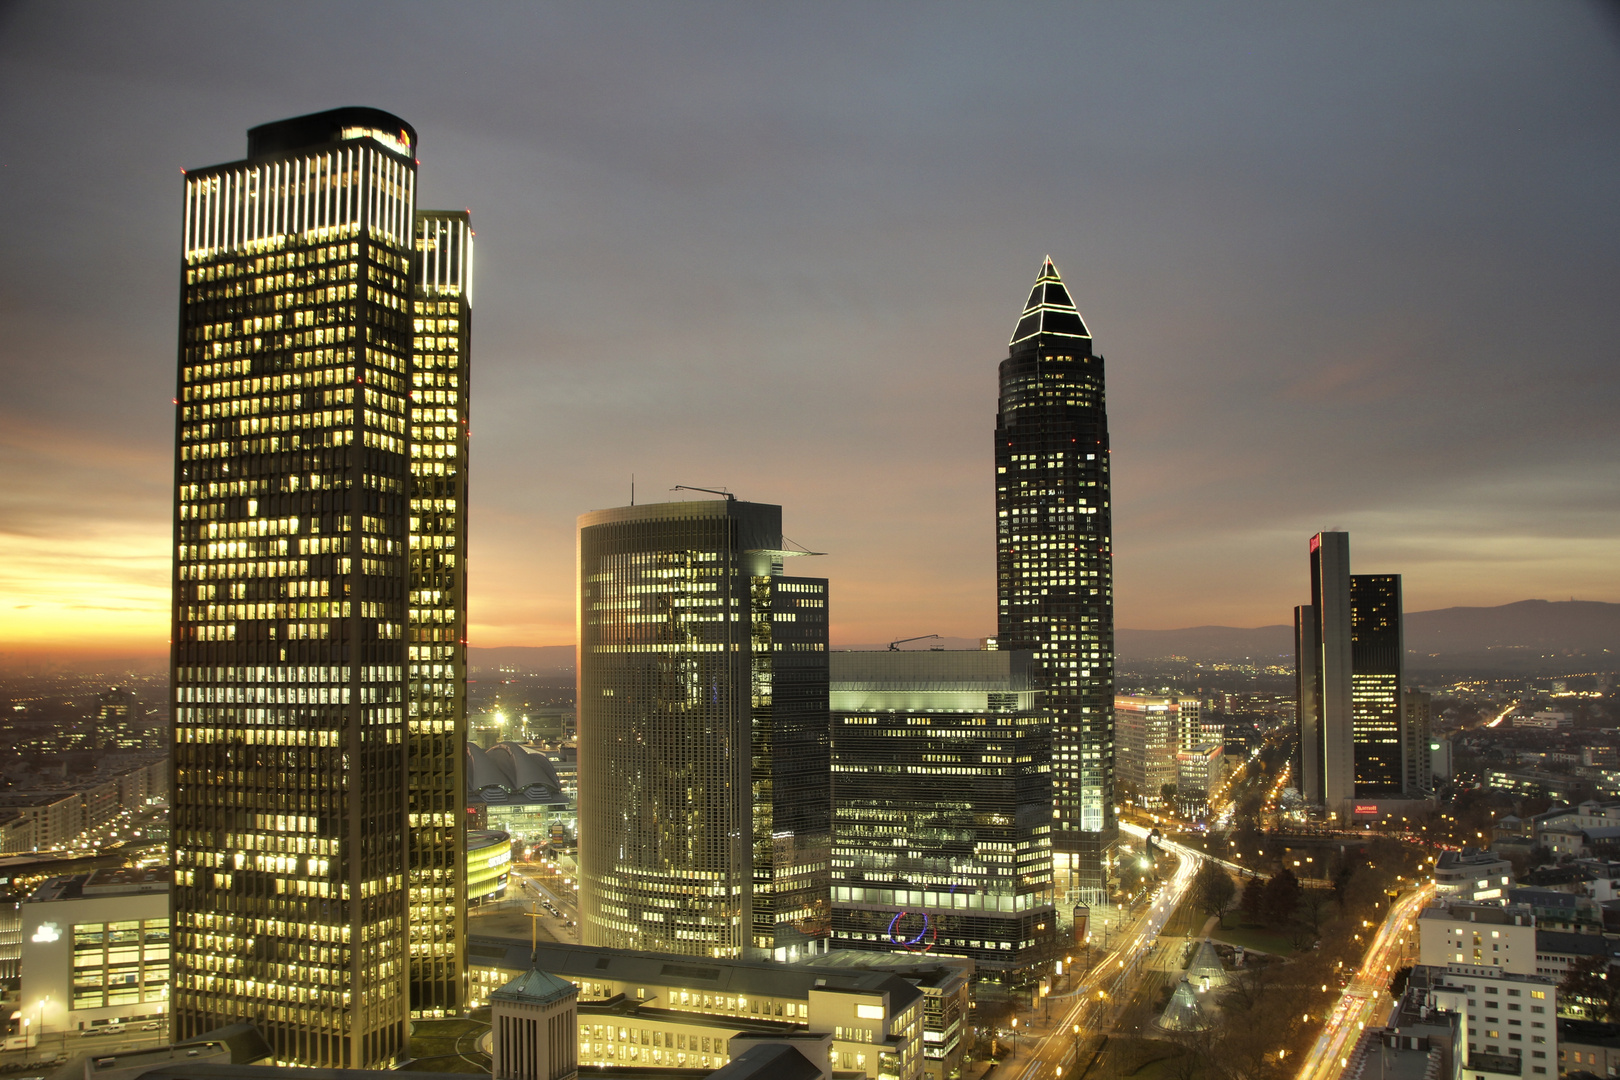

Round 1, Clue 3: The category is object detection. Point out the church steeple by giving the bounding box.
[1009,256,1091,347]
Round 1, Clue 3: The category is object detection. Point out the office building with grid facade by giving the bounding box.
[828,650,1055,969]
[169,107,470,1067]
[576,499,829,960]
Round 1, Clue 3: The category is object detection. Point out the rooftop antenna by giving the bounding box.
[631,474,635,506]
[671,485,735,502]
[525,903,545,964]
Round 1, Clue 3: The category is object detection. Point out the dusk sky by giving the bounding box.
[2,2,1617,660]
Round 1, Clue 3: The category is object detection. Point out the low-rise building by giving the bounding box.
[1364,978,1463,1080]
[1435,851,1516,903]
[0,758,169,854]
[804,950,971,1080]
[1534,805,1620,856]
[468,829,514,905]
[1175,743,1224,819]
[1420,963,1558,1075]
[467,937,926,1080]
[20,868,170,1034]
[1556,1019,1620,1077]
[1507,889,1600,933]
[1533,931,1619,982]
[1420,902,1536,973]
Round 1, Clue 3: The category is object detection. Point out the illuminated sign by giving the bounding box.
[31,921,60,943]
[341,126,412,157]
[1353,804,1379,815]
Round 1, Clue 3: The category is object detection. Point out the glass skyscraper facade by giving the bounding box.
[1296,535,1414,806]
[405,210,472,1017]
[828,650,1055,969]
[1350,573,1404,795]
[994,258,1115,903]
[576,499,829,960]
[169,108,470,1067]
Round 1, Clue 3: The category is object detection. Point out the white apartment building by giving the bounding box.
[1423,964,1557,1075]
[1419,903,1535,973]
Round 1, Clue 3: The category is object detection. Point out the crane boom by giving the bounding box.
[671,485,735,502]
[888,634,942,651]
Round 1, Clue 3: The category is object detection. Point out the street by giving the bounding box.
[1292,882,1431,1080]
[995,825,1204,1080]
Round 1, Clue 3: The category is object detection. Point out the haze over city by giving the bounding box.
[2,2,1618,663]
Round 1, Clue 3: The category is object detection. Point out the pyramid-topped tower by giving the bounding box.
[995,256,1115,904]
[1010,257,1092,345]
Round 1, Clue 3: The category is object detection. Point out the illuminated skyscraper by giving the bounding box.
[1114,695,1203,808]
[576,498,829,960]
[1350,573,1404,795]
[995,257,1115,904]
[1296,535,1413,805]
[169,108,471,1067]
[406,210,473,1017]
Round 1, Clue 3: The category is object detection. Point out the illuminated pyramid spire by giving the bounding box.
[1009,256,1091,346]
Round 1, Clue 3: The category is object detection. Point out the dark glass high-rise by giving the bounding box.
[169,108,470,1067]
[994,257,1115,903]
[1350,573,1404,794]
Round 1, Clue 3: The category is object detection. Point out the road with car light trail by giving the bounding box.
[1293,881,1432,1080]
[999,825,1204,1080]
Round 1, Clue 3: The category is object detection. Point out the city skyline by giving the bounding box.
[3,4,1619,662]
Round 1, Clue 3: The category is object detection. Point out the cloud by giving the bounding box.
[1,2,1617,650]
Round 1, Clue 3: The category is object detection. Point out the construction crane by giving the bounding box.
[671,485,735,502]
[888,634,941,651]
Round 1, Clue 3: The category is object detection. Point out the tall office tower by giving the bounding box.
[995,257,1115,904]
[1405,690,1433,795]
[170,108,470,1067]
[1114,695,1199,808]
[93,686,141,751]
[406,211,473,1016]
[1293,604,1320,801]
[576,499,829,960]
[1350,574,1404,795]
[828,650,1055,970]
[1294,532,1355,807]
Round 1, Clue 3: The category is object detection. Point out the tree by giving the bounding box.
[1238,876,1266,924]
[1298,886,1333,934]
[1561,956,1620,1022]
[1331,863,1355,912]
[1192,860,1237,927]
[1261,867,1303,927]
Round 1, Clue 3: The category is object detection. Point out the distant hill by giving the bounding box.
[1404,599,1620,656]
[1116,599,1620,670]
[1115,625,1293,662]
[468,645,574,675]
